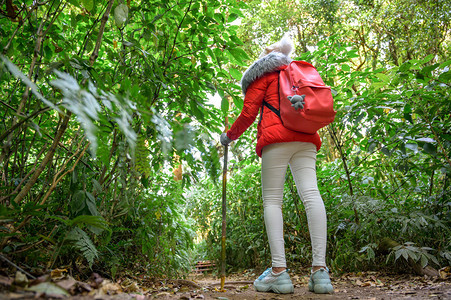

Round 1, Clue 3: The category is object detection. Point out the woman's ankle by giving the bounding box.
[312,266,327,272]
[272,267,286,274]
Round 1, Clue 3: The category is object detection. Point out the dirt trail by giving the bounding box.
[187,271,450,300]
[1,270,449,299]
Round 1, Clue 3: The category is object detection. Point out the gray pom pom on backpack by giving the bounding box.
[287,95,305,111]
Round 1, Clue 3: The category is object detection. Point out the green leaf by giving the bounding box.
[230,35,243,45]
[85,191,98,216]
[232,95,243,110]
[71,190,86,214]
[341,64,350,72]
[44,45,53,60]
[399,143,406,155]
[416,137,435,143]
[438,60,451,69]
[422,54,435,64]
[229,68,242,81]
[421,247,434,251]
[368,141,377,153]
[420,254,428,268]
[114,4,128,27]
[70,215,109,231]
[221,97,229,114]
[92,179,102,194]
[428,253,440,266]
[405,143,418,153]
[381,147,390,156]
[371,82,386,89]
[399,61,411,72]
[422,143,437,156]
[81,0,94,11]
[386,252,394,264]
[189,101,205,121]
[403,113,413,124]
[438,71,451,82]
[213,13,224,23]
[421,63,440,75]
[375,73,390,83]
[407,250,418,261]
[227,48,249,65]
[401,249,409,261]
[67,0,79,6]
[395,249,403,261]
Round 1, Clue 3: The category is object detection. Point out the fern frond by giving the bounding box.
[66,227,99,267]
[134,135,151,177]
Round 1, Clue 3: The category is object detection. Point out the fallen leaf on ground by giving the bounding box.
[439,267,450,279]
[102,280,122,294]
[29,274,50,286]
[4,292,33,299]
[14,271,28,287]
[121,278,141,293]
[55,276,77,292]
[89,272,104,288]
[155,291,171,298]
[77,280,93,292]
[0,275,13,286]
[50,268,67,280]
[179,286,191,292]
[25,281,70,297]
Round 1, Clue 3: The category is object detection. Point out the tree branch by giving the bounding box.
[0,107,51,142]
[12,113,71,205]
[89,0,114,66]
[327,124,360,225]
[39,141,90,206]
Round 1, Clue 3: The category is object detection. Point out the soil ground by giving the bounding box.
[1,270,450,299]
[191,271,451,300]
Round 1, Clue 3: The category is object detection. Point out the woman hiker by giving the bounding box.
[220,36,334,294]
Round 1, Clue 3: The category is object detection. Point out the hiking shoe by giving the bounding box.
[308,267,334,294]
[253,268,294,294]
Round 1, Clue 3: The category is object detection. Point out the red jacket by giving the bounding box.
[226,69,322,157]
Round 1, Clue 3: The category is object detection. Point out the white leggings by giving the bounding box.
[261,142,327,268]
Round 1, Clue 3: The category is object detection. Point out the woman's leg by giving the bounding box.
[255,143,294,294]
[289,143,333,294]
[288,142,327,268]
[261,143,292,269]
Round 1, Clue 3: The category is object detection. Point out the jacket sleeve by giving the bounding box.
[227,76,268,140]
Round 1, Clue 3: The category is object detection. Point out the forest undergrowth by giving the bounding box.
[0,0,449,296]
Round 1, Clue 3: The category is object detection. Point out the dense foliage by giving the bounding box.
[1,0,449,279]
[1,0,246,277]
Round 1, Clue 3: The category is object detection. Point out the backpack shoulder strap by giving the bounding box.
[260,69,283,122]
[261,70,282,118]
[262,101,280,118]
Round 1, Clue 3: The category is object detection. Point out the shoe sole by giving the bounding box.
[309,280,334,294]
[313,284,334,294]
[254,282,294,294]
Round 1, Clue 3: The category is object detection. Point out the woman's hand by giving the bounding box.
[220,133,232,146]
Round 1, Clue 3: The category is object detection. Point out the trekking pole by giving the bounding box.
[220,116,228,291]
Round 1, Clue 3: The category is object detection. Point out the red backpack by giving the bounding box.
[264,61,336,134]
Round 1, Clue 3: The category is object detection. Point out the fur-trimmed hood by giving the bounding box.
[240,52,292,95]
